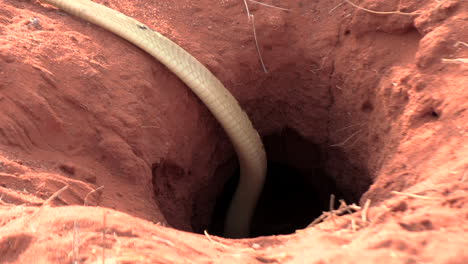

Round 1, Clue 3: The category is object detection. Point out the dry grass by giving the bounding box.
[441,58,468,64]
[242,0,289,73]
[454,41,468,48]
[307,195,364,228]
[330,129,362,147]
[26,184,69,222]
[331,122,366,148]
[361,198,371,222]
[84,185,104,206]
[151,235,175,247]
[101,211,107,264]
[250,14,268,73]
[443,41,468,64]
[343,0,422,15]
[204,230,233,249]
[249,0,290,11]
[70,186,104,263]
[71,220,80,264]
[391,190,443,200]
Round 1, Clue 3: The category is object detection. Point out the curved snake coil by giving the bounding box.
[39,0,267,238]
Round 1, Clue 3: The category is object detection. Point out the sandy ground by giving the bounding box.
[0,0,467,263]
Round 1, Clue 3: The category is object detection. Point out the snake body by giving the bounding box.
[39,0,267,238]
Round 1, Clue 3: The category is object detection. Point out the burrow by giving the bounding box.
[153,120,376,238]
[150,4,423,239]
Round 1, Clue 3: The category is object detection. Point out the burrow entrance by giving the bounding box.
[208,127,371,238]
[153,127,372,238]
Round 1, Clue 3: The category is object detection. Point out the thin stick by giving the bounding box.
[334,122,365,133]
[330,1,346,14]
[102,211,106,264]
[72,220,80,264]
[84,185,104,206]
[344,133,363,149]
[113,232,122,255]
[307,201,361,227]
[151,235,175,247]
[71,185,103,262]
[343,0,421,15]
[242,0,251,20]
[331,129,361,147]
[391,191,442,200]
[307,213,327,227]
[441,58,468,64]
[250,14,268,73]
[461,170,467,182]
[203,230,231,248]
[27,185,69,221]
[361,199,371,222]
[203,230,254,252]
[351,219,357,231]
[248,0,290,11]
[339,199,354,214]
[454,41,468,48]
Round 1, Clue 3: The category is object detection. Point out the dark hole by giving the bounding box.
[250,162,338,237]
[344,29,351,35]
[361,100,374,113]
[208,127,364,238]
[154,127,372,238]
[420,108,440,121]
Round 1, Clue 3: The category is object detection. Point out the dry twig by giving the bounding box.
[441,58,468,64]
[351,219,357,232]
[27,184,69,221]
[242,0,251,19]
[102,211,107,264]
[361,199,371,222]
[71,220,80,264]
[331,129,361,147]
[307,196,361,227]
[70,185,104,262]
[454,41,468,48]
[330,1,346,13]
[250,14,268,73]
[461,169,467,182]
[343,0,422,15]
[248,0,290,11]
[151,235,175,247]
[204,230,231,248]
[84,185,104,206]
[391,190,442,200]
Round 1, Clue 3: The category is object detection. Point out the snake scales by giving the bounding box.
[38,0,267,238]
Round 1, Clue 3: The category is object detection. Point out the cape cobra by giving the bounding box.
[38,0,267,238]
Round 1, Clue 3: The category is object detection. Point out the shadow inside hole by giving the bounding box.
[250,162,338,237]
[209,128,357,238]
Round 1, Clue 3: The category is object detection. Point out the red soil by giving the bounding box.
[0,0,467,263]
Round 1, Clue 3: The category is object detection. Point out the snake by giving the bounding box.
[38,0,267,238]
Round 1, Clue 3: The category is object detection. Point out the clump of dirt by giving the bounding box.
[0,0,467,263]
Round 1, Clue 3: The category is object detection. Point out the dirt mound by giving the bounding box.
[0,0,467,263]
